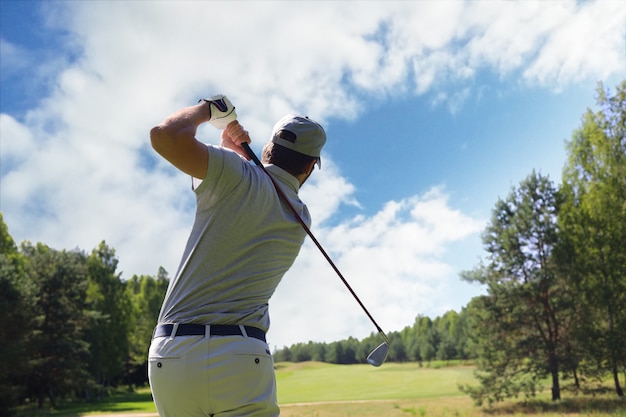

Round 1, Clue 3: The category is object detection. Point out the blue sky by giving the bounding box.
[1,0,624,349]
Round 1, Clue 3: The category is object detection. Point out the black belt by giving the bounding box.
[153,324,266,343]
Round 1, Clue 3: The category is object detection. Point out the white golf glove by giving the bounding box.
[199,94,237,130]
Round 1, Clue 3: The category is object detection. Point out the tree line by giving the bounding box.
[0,233,170,413]
[273,311,472,365]
[1,81,624,412]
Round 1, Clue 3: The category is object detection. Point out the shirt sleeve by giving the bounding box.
[192,144,249,210]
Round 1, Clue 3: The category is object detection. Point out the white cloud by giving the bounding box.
[300,159,361,226]
[270,186,485,347]
[0,114,37,162]
[463,1,564,74]
[1,0,623,347]
[523,1,626,87]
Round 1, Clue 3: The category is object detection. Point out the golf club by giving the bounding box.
[241,142,391,367]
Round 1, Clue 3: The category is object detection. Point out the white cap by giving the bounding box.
[271,114,326,168]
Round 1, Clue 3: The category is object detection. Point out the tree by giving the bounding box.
[83,241,133,390]
[273,345,292,362]
[310,341,326,362]
[341,337,358,364]
[413,315,437,363]
[290,342,313,362]
[0,213,34,413]
[125,267,170,385]
[22,243,93,408]
[460,294,540,405]
[455,307,473,360]
[325,341,344,364]
[435,311,460,361]
[460,172,575,404]
[560,80,626,396]
[387,333,407,362]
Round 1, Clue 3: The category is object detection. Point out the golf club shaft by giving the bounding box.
[242,142,390,346]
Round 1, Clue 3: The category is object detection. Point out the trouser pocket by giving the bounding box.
[209,339,279,416]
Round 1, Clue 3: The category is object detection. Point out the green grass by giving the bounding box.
[14,362,625,417]
[15,388,157,417]
[275,361,476,403]
[275,362,624,416]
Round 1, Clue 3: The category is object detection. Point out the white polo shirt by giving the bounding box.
[157,145,309,332]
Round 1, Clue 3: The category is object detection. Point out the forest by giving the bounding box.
[1,81,624,411]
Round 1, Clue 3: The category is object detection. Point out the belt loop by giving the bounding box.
[169,323,179,340]
[205,324,211,340]
[239,325,248,338]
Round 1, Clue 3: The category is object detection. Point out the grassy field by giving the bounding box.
[17,362,625,417]
[276,361,476,403]
[275,362,624,417]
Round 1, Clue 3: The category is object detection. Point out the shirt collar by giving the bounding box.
[264,164,300,193]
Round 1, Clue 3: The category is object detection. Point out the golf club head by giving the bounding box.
[366,342,389,367]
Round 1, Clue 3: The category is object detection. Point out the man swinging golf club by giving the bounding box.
[148,95,326,417]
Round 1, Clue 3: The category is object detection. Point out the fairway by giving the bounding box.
[274,362,624,417]
[46,362,623,417]
[276,362,475,403]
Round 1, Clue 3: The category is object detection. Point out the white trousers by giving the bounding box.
[148,332,279,417]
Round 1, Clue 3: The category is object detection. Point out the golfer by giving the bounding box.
[147,95,326,417]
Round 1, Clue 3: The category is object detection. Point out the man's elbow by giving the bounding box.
[150,125,171,153]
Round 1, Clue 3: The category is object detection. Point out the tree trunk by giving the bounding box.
[613,365,624,396]
[606,298,624,397]
[549,351,561,401]
[48,388,56,408]
[573,368,580,390]
[551,369,561,400]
